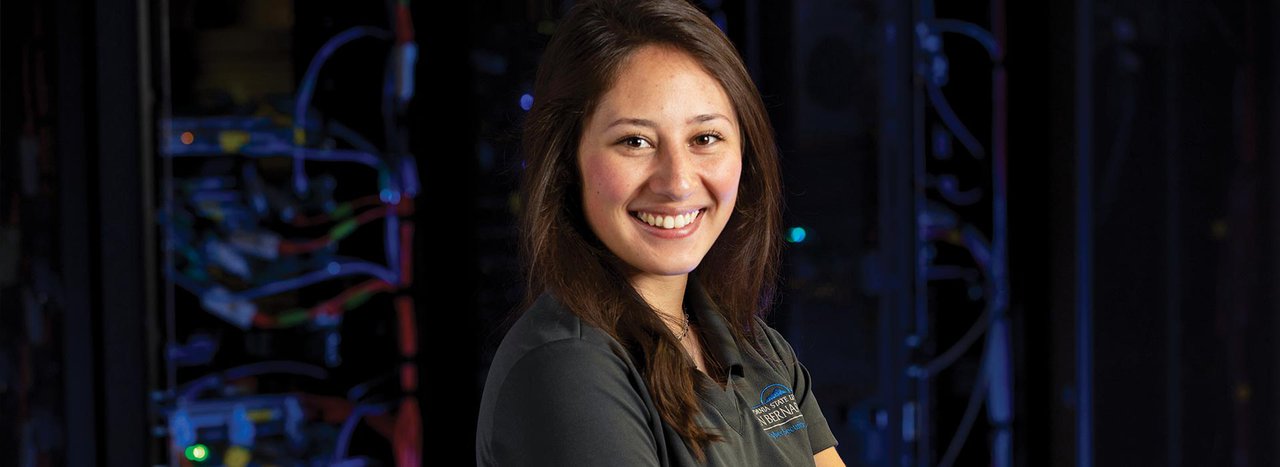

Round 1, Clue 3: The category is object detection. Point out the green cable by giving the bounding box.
[330,218,358,242]
[343,289,377,310]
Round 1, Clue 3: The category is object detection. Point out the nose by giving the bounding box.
[649,143,695,201]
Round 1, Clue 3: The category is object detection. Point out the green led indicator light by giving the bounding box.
[185,444,209,462]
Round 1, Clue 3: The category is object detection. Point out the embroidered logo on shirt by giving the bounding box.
[751,384,806,439]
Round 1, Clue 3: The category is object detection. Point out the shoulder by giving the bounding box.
[490,291,627,362]
[749,315,798,365]
[477,291,647,416]
[489,338,646,416]
[476,293,658,464]
[482,291,636,388]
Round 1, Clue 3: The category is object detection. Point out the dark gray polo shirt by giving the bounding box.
[476,278,838,466]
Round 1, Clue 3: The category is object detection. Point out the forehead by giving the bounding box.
[590,44,737,126]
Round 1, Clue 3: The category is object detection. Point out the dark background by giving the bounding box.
[2,0,1278,466]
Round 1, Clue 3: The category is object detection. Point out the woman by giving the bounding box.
[476,1,845,465]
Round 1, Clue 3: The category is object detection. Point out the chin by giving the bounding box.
[632,260,701,277]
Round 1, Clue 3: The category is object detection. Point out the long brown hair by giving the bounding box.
[518,0,783,461]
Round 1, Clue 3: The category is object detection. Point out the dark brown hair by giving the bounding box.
[519,0,783,461]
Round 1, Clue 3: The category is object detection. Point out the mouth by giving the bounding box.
[632,208,703,229]
[629,208,706,239]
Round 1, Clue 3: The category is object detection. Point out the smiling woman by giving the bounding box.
[475,1,845,466]
[578,44,743,296]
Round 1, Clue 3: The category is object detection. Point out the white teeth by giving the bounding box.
[635,209,701,230]
[673,214,688,229]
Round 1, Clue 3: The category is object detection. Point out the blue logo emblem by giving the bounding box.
[751,383,806,439]
[758,383,793,406]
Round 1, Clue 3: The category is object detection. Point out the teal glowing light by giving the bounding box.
[787,227,807,243]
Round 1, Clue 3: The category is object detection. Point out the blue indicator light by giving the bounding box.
[379,188,402,204]
[520,93,534,111]
[787,227,807,243]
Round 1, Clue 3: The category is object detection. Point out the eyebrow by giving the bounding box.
[606,113,731,129]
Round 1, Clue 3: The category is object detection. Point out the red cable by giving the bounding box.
[393,397,421,467]
[399,221,413,286]
[309,279,396,320]
[294,393,398,446]
[395,4,415,43]
[251,313,274,328]
[395,296,417,385]
[251,279,396,328]
[279,205,392,255]
[392,218,419,465]
[281,201,414,255]
[289,195,383,228]
[392,301,420,465]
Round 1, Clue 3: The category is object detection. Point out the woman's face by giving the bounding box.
[577,44,742,281]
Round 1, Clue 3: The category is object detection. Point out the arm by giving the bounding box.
[489,340,662,467]
[815,446,847,467]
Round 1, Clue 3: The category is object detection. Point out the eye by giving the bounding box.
[692,132,723,146]
[617,135,653,149]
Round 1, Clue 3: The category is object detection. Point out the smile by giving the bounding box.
[632,209,703,229]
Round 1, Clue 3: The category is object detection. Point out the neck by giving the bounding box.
[629,272,689,324]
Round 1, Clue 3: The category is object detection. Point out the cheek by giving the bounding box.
[580,157,631,217]
[713,156,744,209]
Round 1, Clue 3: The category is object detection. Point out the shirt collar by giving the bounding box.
[686,275,745,378]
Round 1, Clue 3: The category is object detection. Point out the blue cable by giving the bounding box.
[188,190,241,204]
[382,50,398,155]
[934,174,984,206]
[938,351,989,467]
[961,226,992,274]
[399,156,420,197]
[917,6,1012,466]
[925,19,1001,61]
[986,316,1013,467]
[925,79,986,159]
[168,144,390,173]
[328,118,381,154]
[346,373,390,402]
[294,26,393,195]
[168,269,209,298]
[226,147,397,194]
[177,360,328,402]
[332,404,390,461]
[248,147,386,170]
[234,259,398,301]
[385,207,400,282]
